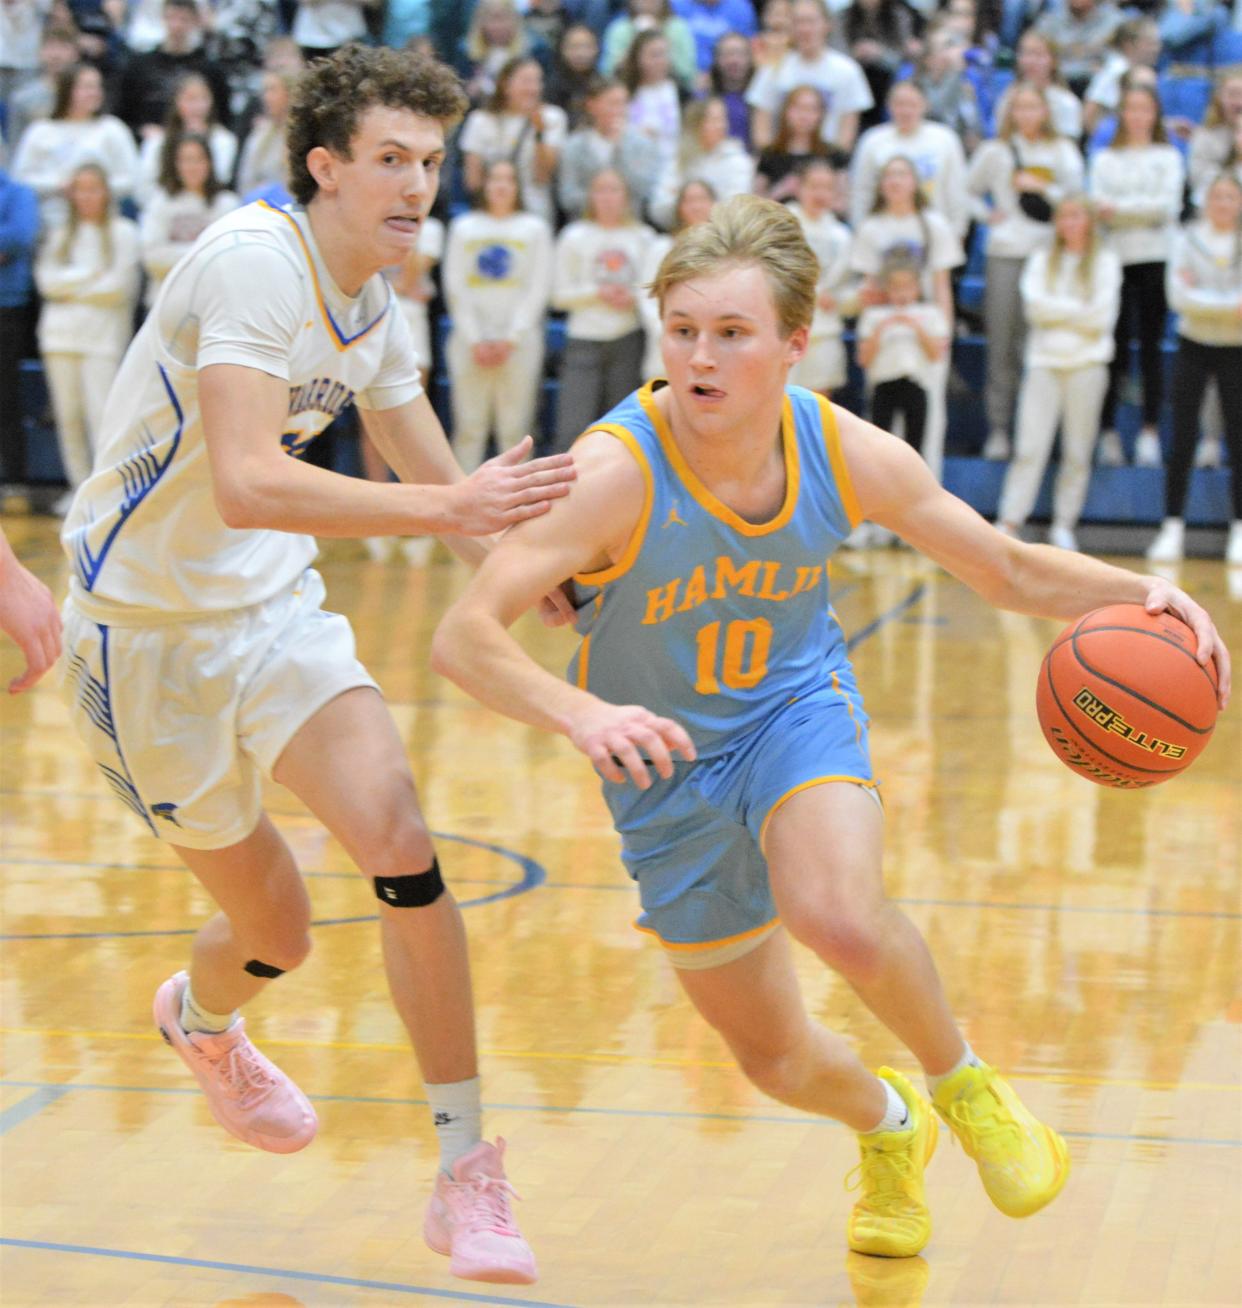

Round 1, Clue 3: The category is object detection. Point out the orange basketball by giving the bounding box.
[1036,604,1219,788]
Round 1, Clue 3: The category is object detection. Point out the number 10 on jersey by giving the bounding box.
[694,618,774,694]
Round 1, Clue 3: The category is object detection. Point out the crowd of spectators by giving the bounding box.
[1,0,1240,561]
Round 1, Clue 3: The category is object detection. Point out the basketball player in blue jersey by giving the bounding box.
[434,195,1230,1263]
[57,47,576,1285]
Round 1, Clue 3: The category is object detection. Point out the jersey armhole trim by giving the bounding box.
[816,394,862,529]
[572,423,655,589]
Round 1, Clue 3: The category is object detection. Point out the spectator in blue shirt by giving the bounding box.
[674,0,758,77]
[0,170,39,502]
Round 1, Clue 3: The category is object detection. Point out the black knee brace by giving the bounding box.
[244,959,286,978]
[374,857,445,908]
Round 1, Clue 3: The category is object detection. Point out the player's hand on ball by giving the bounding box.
[1143,577,1231,708]
[569,702,697,788]
[454,436,576,534]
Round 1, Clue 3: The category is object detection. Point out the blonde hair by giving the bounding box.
[1046,194,1101,294]
[651,193,817,337]
[998,81,1057,143]
[56,163,115,265]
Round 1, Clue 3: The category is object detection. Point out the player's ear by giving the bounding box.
[305,146,339,195]
[784,323,810,368]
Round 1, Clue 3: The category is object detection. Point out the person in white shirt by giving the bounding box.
[746,0,872,152]
[997,195,1121,551]
[622,26,685,180]
[639,177,715,377]
[851,153,963,476]
[649,96,755,230]
[291,0,372,59]
[140,133,241,307]
[137,71,240,205]
[1188,72,1242,205]
[59,47,575,1285]
[1082,16,1160,137]
[967,83,1086,460]
[849,80,969,238]
[998,29,1084,144]
[12,63,140,227]
[788,156,854,395]
[445,158,553,470]
[459,54,567,228]
[35,163,141,511]
[553,166,656,447]
[1088,81,1185,466]
[857,255,948,456]
[235,69,295,198]
[1147,173,1242,565]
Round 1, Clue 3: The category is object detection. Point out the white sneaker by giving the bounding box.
[982,430,1010,460]
[1048,524,1079,551]
[364,536,394,562]
[1227,521,1242,566]
[1195,438,1223,469]
[1134,430,1163,467]
[1146,518,1185,563]
[1097,430,1126,466]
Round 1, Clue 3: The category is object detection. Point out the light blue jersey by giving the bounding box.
[567,380,876,953]
[569,379,861,760]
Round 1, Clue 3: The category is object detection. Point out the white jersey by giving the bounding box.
[62,201,423,615]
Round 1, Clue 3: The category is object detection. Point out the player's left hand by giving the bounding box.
[0,552,62,695]
[1143,577,1231,709]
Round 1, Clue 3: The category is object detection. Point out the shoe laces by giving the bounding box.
[846,1143,917,1211]
[200,1032,279,1107]
[462,1172,524,1239]
[946,1078,1021,1156]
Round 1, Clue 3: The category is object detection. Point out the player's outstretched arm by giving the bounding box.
[200,366,574,540]
[0,529,62,695]
[836,406,1231,709]
[432,433,697,789]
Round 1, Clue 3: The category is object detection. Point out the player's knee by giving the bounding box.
[245,923,313,974]
[735,1042,805,1103]
[787,909,886,983]
[354,804,435,881]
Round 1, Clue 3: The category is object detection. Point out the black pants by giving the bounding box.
[0,304,33,486]
[1167,336,1242,520]
[1101,260,1166,431]
[872,377,928,453]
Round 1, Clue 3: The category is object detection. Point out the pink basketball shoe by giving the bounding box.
[423,1139,537,1284]
[153,971,317,1154]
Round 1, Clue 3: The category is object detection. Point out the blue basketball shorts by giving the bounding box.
[601,674,878,963]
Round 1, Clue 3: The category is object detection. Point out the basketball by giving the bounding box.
[1036,604,1220,788]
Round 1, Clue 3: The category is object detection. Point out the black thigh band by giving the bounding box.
[244,959,286,978]
[374,858,445,908]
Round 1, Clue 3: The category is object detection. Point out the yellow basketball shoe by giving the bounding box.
[847,1069,939,1258]
[932,1061,1070,1218]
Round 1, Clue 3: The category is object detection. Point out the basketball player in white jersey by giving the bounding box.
[59,46,574,1286]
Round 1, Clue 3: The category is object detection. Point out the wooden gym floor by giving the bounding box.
[1,515,1239,1307]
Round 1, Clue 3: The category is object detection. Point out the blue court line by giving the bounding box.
[0,832,544,941]
[845,583,927,651]
[0,1239,570,1306]
[0,1086,71,1135]
[1,1080,1236,1148]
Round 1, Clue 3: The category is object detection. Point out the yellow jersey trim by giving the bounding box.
[816,394,861,529]
[758,774,879,853]
[575,593,603,690]
[572,424,655,588]
[640,382,800,537]
[633,916,782,951]
[259,201,388,353]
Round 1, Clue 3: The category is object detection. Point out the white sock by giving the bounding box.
[426,1076,483,1174]
[926,1044,982,1098]
[862,1079,912,1135]
[180,979,235,1035]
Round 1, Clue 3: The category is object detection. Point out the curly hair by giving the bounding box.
[287,44,468,206]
